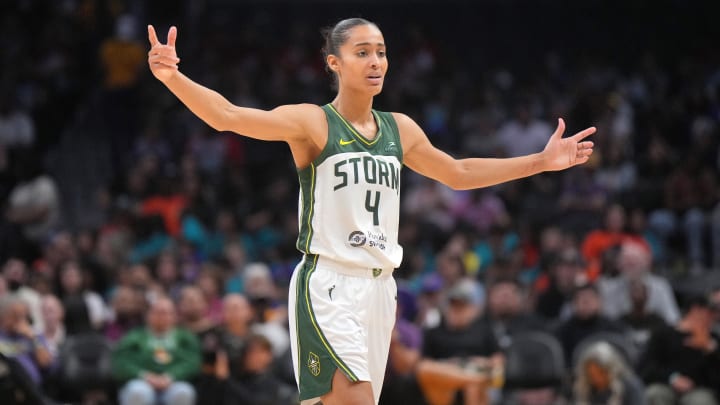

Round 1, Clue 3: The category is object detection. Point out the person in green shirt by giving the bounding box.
[111,295,201,405]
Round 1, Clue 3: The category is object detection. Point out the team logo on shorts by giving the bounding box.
[348,231,366,247]
[308,352,321,376]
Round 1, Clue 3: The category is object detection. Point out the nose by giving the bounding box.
[370,54,380,69]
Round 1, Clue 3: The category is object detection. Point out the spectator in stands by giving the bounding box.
[152,251,183,299]
[177,285,215,335]
[619,279,667,348]
[5,150,61,259]
[196,265,224,324]
[496,101,553,158]
[1,258,44,332]
[485,278,547,349]
[639,295,720,405]
[39,294,65,358]
[0,294,53,387]
[535,248,587,320]
[598,241,679,324]
[555,284,628,364]
[572,341,645,405]
[383,308,494,405]
[556,162,608,237]
[242,262,289,357]
[111,296,200,405]
[207,334,297,405]
[105,285,146,342]
[56,260,109,331]
[423,278,500,366]
[0,91,35,149]
[581,204,650,281]
[196,294,260,403]
[649,157,717,274]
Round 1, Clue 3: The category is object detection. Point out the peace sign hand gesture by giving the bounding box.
[541,118,596,171]
[147,25,180,83]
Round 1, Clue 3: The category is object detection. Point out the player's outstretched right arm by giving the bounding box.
[147,25,309,142]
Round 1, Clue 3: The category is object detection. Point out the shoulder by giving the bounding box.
[273,103,325,120]
[276,103,327,136]
[274,103,324,113]
[390,112,426,151]
[390,112,418,130]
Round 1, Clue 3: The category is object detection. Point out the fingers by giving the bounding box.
[148,51,180,65]
[571,126,597,142]
[167,26,177,47]
[551,118,566,139]
[148,25,178,48]
[148,24,159,47]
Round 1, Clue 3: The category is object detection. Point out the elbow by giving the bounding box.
[446,180,465,191]
[207,104,236,132]
[207,113,229,132]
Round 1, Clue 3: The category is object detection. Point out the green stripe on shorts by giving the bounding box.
[296,254,359,400]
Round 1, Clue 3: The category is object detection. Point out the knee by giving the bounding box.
[681,388,719,405]
[164,381,196,405]
[645,383,675,403]
[684,209,706,228]
[649,210,677,235]
[120,379,155,405]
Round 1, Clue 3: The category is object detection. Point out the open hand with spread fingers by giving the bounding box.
[147,25,180,83]
[541,118,596,171]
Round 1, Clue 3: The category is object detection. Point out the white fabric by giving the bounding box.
[289,256,397,404]
[8,175,60,241]
[302,152,403,270]
[598,274,680,324]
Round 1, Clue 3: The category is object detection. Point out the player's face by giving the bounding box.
[331,24,388,95]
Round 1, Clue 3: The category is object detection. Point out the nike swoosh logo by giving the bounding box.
[339,138,356,146]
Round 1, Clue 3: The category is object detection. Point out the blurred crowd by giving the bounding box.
[1,1,720,404]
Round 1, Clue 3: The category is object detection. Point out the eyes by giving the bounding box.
[356,49,386,58]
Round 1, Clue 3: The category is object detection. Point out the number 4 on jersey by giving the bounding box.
[365,190,380,226]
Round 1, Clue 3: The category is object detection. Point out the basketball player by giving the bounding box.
[147,18,595,405]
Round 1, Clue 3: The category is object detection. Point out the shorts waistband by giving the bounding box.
[310,255,394,279]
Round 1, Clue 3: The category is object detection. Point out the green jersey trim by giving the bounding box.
[303,254,359,381]
[327,104,384,147]
[296,163,316,254]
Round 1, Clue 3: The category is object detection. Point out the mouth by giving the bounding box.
[366,74,383,85]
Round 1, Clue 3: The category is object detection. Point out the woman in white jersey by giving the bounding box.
[147,18,595,405]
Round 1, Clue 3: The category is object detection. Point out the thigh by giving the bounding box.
[292,258,371,402]
[321,368,374,405]
[119,379,155,405]
[645,383,675,405]
[680,388,719,405]
[365,276,397,402]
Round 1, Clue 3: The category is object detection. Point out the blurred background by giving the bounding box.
[1,0,720,404]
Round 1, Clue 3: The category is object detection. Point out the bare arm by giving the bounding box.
[147,25,312,142]
[396,113,596,190]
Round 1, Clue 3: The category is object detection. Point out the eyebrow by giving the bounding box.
[353,42,385,47]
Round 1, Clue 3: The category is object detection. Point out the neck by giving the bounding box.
[150,327,171,336]
[331,90,374,123]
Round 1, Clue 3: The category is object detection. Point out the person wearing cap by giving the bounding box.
[422,278,501,402]
[639,294,720,405]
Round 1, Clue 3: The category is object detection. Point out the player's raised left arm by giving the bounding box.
[395,113,595,191]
